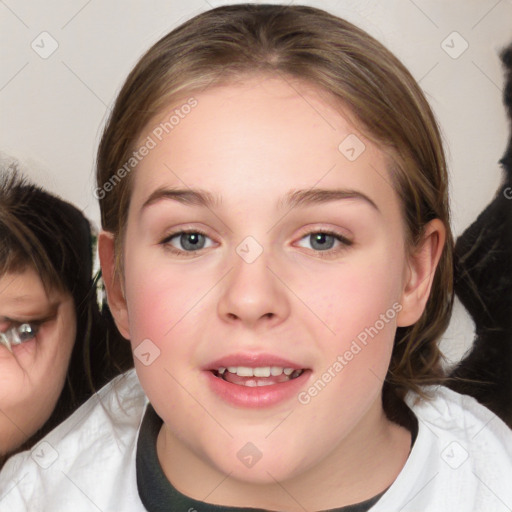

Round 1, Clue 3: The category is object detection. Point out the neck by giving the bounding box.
[156,397,412,511]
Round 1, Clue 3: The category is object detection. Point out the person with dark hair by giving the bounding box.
[0,163,132,467]
[447,43,512,428]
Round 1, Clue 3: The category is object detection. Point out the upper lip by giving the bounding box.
[203,353,308,371]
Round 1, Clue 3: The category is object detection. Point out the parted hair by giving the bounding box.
[96,4,454,412]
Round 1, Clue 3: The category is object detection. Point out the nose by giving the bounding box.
[217,249,291,329]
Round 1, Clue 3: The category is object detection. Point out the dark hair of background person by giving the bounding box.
[0,165,133,465]
[448,43,512,427]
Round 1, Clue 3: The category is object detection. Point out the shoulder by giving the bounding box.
[406,385,512,447]
[405,385,512,479]
[372,386,512,511]
[0,369,147,511]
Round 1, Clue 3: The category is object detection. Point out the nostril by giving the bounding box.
[224,312,275,321]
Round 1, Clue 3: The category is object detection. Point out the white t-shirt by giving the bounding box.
[0,369,511,512]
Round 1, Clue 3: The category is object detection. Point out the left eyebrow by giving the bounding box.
[279,188,380,213]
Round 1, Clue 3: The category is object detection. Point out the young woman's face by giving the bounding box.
[0,267,76,455]
[114,76,436,489]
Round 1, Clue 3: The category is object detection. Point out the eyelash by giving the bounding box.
[159,228,352,258]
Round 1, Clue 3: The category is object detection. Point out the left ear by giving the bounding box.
[397,219,446,327]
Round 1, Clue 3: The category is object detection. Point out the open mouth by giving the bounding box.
[204,358,311,407]
[211,366,305,387]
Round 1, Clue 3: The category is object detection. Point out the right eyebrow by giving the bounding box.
[141,187,221,211]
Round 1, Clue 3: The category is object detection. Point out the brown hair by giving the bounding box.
[96,4,454,406]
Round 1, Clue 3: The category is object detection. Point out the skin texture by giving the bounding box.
[0,268,76,456]
[100,76,445,510]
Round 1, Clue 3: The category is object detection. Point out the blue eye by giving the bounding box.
[0,322,40,351]
[162,231,214,253]
[297,231,352,252]
[15,323,39,342]
[305,233,336,251]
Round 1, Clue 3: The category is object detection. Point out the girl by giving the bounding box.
[0,164,131,467]
[1,4,511,511]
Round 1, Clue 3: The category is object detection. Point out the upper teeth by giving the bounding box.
[218,366,296,377]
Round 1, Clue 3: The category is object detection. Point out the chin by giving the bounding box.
[204,439,311,485]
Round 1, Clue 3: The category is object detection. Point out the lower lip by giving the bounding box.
[203,370,311,408]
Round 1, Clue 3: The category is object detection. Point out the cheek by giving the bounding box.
[125,259,213,343]
[292,247,404,340]
[289,247,403,404]
[32,314,77,408]
[124,258,213,410]
[0,315,76,452]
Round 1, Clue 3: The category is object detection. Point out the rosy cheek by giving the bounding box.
[128,263,207,337]
[126,286,176,357]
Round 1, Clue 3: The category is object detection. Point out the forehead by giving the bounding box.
[0,268,57,308]
[130,76,399,215]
